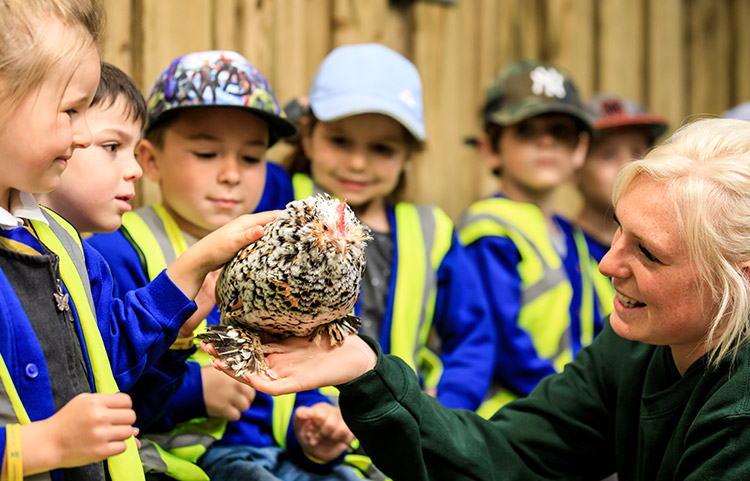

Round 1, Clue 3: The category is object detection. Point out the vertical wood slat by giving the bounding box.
[688,0,732,117]
[598,0,645,102]
[101,0,749,217]
[647,0,684,131]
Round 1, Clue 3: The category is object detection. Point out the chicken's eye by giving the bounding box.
[323,225,329,231]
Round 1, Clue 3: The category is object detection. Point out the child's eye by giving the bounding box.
[242,156,262,164]
[65,109,79,117]
[194,152,216,159]
[102,142,120,153]
[372,144,395,156]
[329,136,350,147]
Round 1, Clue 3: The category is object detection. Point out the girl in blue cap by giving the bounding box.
[284,43,494,412]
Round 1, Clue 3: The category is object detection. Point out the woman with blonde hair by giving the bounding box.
[205,118,750,480]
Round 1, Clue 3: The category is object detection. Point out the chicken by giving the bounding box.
[197,194,371,378]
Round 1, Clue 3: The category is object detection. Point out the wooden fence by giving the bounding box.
[101,0,750,220]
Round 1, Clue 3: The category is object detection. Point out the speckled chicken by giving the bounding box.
[197,194,371,378]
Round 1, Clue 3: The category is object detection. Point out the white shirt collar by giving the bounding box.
[0,190,49,230]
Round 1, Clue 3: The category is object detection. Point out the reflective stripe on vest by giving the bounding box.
[572,228,614,346]
[459,199,573,367]
[390,203,453,377]
[29,208,144,480]
[119,206,296,453]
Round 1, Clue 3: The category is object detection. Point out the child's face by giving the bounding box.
[576,128,650,215]
[304,113,411,209]
[0,39,100,206]
[43,95,143,233]
[139,107,269,239]
[488,114,587,196]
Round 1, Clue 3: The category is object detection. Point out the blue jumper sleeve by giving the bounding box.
[83,240,195,392]
[430,235,495,410]
[465,236,557,396]
[255,161,295,212]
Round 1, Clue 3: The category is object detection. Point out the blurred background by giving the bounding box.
[100,0,750,221]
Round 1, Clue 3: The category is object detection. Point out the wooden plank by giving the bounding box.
[213,0,242,51]
[731,0,750,108]
[101,0,135,76]
[545,0,595,99]
[413,1,481,220]
[647,0,684,131]
[238,0,275,78]
[331,0,392,49]
[688,0,732,116]
[137,0,213,207]
[598,0,645,101]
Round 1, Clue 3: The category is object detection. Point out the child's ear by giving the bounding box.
[137,139,161,183]
[571,131,590,170]
[479,134,502,174]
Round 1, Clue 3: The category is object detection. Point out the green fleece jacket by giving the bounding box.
[338,320,750,480]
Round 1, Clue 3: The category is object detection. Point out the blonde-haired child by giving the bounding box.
[0,2,270,479]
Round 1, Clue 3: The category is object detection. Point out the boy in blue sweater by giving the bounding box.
[457,60,608,417]
[88,50,359,481]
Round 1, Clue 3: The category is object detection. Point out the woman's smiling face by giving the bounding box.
[598,174,715,372]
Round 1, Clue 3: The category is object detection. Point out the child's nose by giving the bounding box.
[345,149,367,170]
[72,117,93,150]
[217,156,242,184]
[124,154,143,181]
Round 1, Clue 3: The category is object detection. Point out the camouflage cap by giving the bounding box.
[144,50,296,146]
[588,92,669,143]
[483,59,593,132]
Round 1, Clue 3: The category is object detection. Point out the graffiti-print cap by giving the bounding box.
[482,59,593,133]
[144,50,296,146]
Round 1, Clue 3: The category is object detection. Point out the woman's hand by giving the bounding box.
[201,332,377,396]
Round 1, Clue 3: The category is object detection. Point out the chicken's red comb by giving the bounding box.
[336,200,347,236]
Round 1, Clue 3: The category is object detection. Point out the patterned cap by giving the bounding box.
[309,43,425,141]
[483,59,593,132]
[588,93,669,142]
[144,50,296,146]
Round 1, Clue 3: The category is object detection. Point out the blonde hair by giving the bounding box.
[613,118,750,367]
[0,0,105,115]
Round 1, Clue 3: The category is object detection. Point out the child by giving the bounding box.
[457,59,605,417]
[87,50,361,481]
[575,92,669,261]
[0,2,270,480]
[36,62,145,236]
[284,43,494,411]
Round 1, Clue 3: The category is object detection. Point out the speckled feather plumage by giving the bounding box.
[197,194,371,378]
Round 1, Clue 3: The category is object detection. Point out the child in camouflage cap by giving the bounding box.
[457,59,606,418]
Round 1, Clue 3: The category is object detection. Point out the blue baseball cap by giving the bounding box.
[309,43,425,141]
[144,50,295,146]
[724,101,750,120]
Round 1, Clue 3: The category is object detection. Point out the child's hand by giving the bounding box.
[201,366,256,421]
[293,402,355,463]
[167,211,278,300]
[200,333,377,396]
[177,269,219,339]
[21,392,137,474]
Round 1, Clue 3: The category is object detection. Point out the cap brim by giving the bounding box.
[594,113,669,140]
[311,94,426,141]
[146,105,297,147]
[489,103,594,133]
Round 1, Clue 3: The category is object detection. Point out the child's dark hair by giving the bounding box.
[92,62,147,125]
